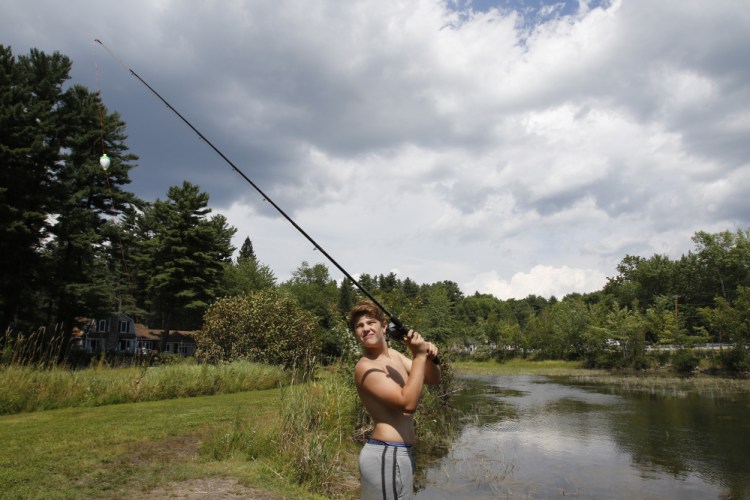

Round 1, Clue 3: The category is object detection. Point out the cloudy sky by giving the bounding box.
[3,0,749,299]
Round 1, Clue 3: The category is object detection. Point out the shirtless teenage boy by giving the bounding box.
[349,300,441,499]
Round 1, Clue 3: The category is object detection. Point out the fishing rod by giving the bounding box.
[94,39,439,362]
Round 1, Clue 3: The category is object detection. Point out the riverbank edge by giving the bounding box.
[453,359,750,395]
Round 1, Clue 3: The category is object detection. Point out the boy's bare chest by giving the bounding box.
[378,360,407,387]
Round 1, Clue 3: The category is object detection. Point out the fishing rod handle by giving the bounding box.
[387,319,441,365]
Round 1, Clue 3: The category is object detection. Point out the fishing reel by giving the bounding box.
[387,317,441,365]
[386,317,410,342]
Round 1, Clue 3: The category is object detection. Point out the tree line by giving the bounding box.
[2,46,749,372]
[0,46,236,340]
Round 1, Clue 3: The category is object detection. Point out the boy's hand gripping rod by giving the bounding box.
[95,39,439,364]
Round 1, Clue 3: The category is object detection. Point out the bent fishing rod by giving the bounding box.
[94,39,439,362]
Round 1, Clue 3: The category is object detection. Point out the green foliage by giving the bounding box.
[671,349,700,375]
[0,46,139,335]
[717,348,750,374]
[1,46,68,329]
[320,320,360,364]
[337,278,356,318]
[281,261,339,329]
[645,295,681,345]
[416,282,461,345]
[546,298,592,359]
[222,253,277,296]
[195,289,321,375]
[604,254,676,311]
[238,236,256,261]
[139,182,236,330]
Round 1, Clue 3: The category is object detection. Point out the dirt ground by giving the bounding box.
[144,477,280,499]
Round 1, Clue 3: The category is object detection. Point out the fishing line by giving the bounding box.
[93,40,141,341]
[93,39,439,361]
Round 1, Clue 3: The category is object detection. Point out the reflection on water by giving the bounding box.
[417,375,750,499]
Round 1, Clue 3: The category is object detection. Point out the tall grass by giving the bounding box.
[203,365,360,498]
[0,360,288,415]
[1,326,68,368]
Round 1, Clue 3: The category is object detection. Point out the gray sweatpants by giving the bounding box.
[359,441,416,500]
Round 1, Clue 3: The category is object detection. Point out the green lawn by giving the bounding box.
[0,388,324,499]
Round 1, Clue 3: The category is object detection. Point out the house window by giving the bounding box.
[88,338,101,352]
[119,320,129,333]
[98,319,108,333]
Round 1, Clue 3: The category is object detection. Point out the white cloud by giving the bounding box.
[2,0,749,300]
[466,265,608,299]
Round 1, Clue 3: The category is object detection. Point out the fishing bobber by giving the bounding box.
[99,154,111,171]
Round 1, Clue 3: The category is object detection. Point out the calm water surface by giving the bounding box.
[416,375,750,499]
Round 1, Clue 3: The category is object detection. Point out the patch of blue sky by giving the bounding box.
[446,0,612,29]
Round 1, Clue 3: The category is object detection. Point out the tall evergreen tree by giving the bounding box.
[0,46,70,330]
[238,236,256,262]
[222,236,276,296]
[0,46,138,335]
[143,181,236,331]
[337,277,356,317]
[43,84,139,334]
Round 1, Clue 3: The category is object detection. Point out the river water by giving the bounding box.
[416,375,750,499]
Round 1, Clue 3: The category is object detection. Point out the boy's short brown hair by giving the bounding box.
[348,300,386,331]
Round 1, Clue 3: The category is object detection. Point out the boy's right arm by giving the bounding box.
[356,356,426,415]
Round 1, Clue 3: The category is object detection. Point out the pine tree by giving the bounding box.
[238,236,257,262]
[43,84,140,334]
[144,181,236,330]
[0,46,71,330]
[337,278,356,317]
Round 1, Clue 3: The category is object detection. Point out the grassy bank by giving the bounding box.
[453,358,750,396]
[0,361,287,415]
[454,358,592,376]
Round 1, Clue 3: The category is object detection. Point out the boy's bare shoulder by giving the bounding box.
[387,347,409,361]
[354,356,381,380]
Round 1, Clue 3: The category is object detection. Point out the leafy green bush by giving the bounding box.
[584,350,625,369]
[718,348,750,373]
[671,349,699,374]
[195,289,321,377]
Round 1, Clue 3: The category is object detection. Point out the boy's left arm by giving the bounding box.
[397,339,440,386]
[424,342,441,386]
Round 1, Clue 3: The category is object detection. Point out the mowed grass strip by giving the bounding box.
[0,388,322,499]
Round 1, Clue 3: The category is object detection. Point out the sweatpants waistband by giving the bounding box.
[366,438,413,448]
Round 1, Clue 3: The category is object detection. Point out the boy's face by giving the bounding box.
[352,314,387,348]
